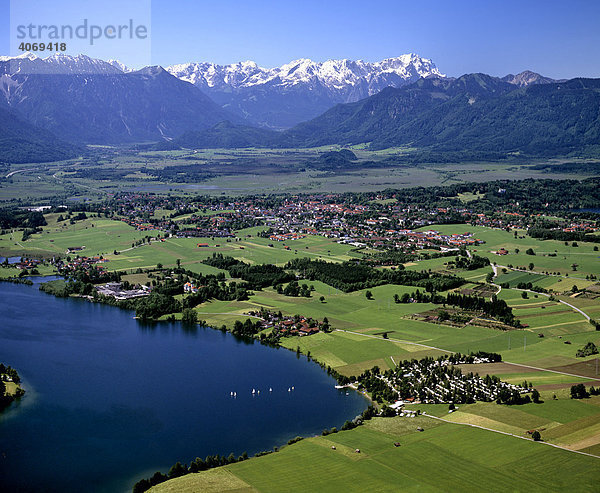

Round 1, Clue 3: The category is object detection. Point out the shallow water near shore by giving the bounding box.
[0,278,367,492]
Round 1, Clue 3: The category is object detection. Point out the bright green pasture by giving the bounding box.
[152,416,600,493]
[105,232,356,272]
[182,279,598,375]
[415,224,600,277]
[0,217,149,257]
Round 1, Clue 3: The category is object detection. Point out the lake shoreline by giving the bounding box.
[35,276,363,393]
[1,278,370,493]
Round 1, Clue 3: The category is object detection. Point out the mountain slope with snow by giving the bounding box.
[166,54,445,128]
[0,53,236,144]
[0,52,123,75]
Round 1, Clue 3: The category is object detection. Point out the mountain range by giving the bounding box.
[177,74,600,158]
[278,74,600,155]
[166,54,444,129]
[0,53,235,145]
[1,52,597,164]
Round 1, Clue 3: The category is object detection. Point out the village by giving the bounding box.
[245,309,328,337]
[383,356,529,405]
[353,353,531,415]
[85,192,598,257]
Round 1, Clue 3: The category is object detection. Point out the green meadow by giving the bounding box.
[2,213,600,491]
[0,215,149,258]
[416,224,600,278]
[152,413,600,493]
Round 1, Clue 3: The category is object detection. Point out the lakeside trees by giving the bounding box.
[0,364,24,411]
[132,451,251,493]
[135,293,181,321]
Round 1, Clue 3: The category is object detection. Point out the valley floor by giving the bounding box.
[2,195,600,492]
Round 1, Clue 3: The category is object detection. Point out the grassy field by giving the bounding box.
[175,277,600,385]
[3,150,599,203]
[416,224,600,278]
[151,413,600,493]
[3,216,597,383]
[0,215,150,258]
[3,212,600,492]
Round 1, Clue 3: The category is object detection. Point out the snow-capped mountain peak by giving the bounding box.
[107,59,133,73]
[0,52,123,75]
[166,54,444,92]
[164,54,444,128]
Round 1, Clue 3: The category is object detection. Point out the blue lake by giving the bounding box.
[0,279,367,492]
[0,256,21,264]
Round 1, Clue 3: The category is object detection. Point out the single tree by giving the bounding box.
[181,308,197,325]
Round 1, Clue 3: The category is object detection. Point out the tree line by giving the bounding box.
[133,452,251,493]
[203,253,295,289]
[286,258,464,293]
[528,228,600,244]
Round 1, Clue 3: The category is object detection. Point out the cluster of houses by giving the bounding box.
[54,255,109,273]
[379,356,528,407]
[183,281,205,293]
[119,217,164,232]
[9,258,42,270]
[269,232,306,242]
[246,310,325,337]
[334,228,484,252]
[95,282,150,300]
[94,192,597,254]
[103,193,194,231]
[562,223,597,233]
[176,228,234,238]
[398,230,482,249]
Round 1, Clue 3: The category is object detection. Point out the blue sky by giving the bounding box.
[1,0,599,78]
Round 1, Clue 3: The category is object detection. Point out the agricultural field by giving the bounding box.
[174,276,600,389]
[416,224,600,278]
[106,229,358,272]
[151,413,600,493]
[2,150,598,203]
[0,215,149,258]
[3,206,600,492]
[3,214,598,385]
